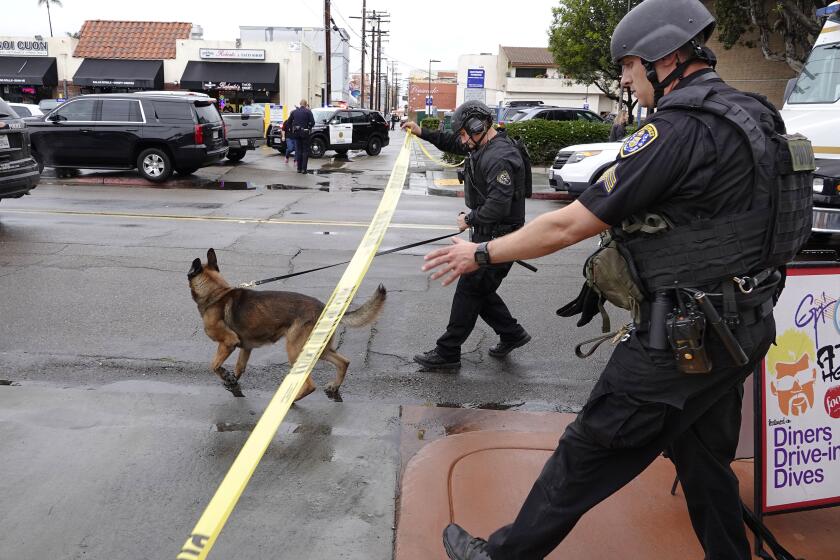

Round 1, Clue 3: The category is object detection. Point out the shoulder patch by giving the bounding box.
[496,169,512,186]
[596,164,618,194]
[620,123,659,158]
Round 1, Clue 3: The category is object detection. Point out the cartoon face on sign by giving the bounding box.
[767,329,817,417]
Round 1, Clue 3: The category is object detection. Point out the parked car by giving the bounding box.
[0,97,40,202]
[8,103,44,120]
[497,100,544,126]
[37,99,64,113]
[27,92,228,182]
[222,112,266,162]
[549,141,620,196]
[509,106,605,123]
[268,107,390,158]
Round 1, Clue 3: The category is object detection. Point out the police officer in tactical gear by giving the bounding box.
[423,0,813,558]
[402,101,531,369]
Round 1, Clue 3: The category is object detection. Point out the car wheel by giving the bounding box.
[137,147,172,183]
[334,148,349,156]
[176,167,200,176]
[365,136,382,156]
[310,136,326,158]
[226,150,246,163]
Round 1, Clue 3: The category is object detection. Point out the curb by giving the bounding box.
[425,182,574,201]
[40,176,210,188]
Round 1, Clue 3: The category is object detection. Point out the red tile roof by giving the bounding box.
[500,46,558,68]
[74,20,192,60]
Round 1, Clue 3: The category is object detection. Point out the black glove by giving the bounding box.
[557,283,601,326]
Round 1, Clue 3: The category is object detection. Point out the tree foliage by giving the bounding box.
[715,0,829,73]
[548,1,643,101]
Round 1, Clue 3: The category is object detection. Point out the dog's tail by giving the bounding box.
[342,284,387,327]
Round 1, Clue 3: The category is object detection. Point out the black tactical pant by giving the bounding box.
[484,316,775,560]
[435,263,526,359]
[295,135,310,172]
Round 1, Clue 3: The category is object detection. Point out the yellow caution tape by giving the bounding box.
[412,135,465,168]
[177,131,413,560]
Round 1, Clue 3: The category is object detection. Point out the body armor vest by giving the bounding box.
[616,75,814,296]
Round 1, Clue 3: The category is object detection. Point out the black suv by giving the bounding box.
[27,93,228,182]
[0,97,40,202]
[269,107,390,158]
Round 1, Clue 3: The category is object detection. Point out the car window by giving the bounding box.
[349,111,368,124]
[369,111,386,123]
[576,111,598,122]
[510,110,529,122]
[100,99,143,122]
[193,102,221,124]
[334,111,352,124]
[312,108,335,122]
[53,99,97,121]
[11,105,31,117]
[153,101,193,122]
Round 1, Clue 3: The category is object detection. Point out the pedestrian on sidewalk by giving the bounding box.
[402,100,531,370]
[608,109,628,141]
[423,1,813,559]
[288,99,314,174]
[282,115,296,163]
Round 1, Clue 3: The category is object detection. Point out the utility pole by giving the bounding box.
[376,23,382,110]
[324,0,332,107]
[369,12,376,110]
[349,1,367,108]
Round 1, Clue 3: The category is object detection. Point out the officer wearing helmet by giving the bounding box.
[402,101,531,370]
[425,0,813,558]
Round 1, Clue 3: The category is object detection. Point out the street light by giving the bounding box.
[428,59,440,117]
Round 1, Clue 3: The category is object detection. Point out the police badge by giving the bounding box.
[497,169,512,186]
[620,123,659,158]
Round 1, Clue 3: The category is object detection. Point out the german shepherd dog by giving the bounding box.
[188,249,386,400]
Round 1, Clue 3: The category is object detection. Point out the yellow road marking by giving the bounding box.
[433,178,462,186]
[1,208,454,232]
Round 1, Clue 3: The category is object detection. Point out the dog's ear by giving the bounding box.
[207,248,219,271]
[188,258,203,279]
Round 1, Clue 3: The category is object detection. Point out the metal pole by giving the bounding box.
[376,21,382,111]
[428,60,431,118]
[360,1,366,108]
[369,13,376,110]
[324,0,331,107]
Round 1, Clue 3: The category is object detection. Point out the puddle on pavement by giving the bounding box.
[0,379,14,386]
[436,401,525,411]
[194,181,256,190]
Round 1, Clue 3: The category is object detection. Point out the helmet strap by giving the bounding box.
[644,54,695,109]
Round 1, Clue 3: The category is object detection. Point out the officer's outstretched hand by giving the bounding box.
[401,120,421,136]
[422,237,478,286]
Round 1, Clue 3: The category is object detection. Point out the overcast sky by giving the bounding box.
[6,0,560,80]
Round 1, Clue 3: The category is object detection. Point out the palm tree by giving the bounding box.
[38,0,63,38]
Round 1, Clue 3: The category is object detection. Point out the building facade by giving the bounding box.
[457,46,615,115]
[0,36,73,103]
[407,69,457,115]
[239,26,351,106]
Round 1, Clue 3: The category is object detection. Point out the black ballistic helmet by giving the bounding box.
[451,100,493,135]
[610,0,716,64]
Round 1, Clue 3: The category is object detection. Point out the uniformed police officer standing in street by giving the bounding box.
[402,101,531,369]
[423,0,814,558]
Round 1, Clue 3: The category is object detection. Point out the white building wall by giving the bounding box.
[240,26,351,106]
[456,54,502,106]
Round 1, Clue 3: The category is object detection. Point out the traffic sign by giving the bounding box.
[426,96,433,106]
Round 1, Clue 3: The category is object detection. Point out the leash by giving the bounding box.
[240,231,538,288]
[240,231,461,287]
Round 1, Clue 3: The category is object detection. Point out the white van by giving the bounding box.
[779,2,840,234]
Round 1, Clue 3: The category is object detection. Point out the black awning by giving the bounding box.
[0,57,58,86]
[180,61,279,92]
[73,59,163,89]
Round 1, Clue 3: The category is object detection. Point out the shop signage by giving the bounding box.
[202,81,254,91]
[760,265,840,513]
[467,68,485,89]
[199,48,265,61]
[0,38,49,57]
[463,88,486,103]
[91,79,136,86]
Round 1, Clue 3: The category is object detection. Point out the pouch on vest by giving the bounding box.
[557,230,646,334]
[510,137,533,199]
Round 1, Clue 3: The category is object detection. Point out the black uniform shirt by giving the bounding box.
[578,70,754,231]
[421,129,526,228]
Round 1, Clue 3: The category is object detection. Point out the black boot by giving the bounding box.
[488,332,531,358]
[443,524,493,560]
[414,348,461,369]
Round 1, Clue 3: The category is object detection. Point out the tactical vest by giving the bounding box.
[615,76,814,296]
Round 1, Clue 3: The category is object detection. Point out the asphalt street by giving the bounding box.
[0,129,613,559]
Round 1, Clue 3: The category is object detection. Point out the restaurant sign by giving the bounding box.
[0,38,49,57]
